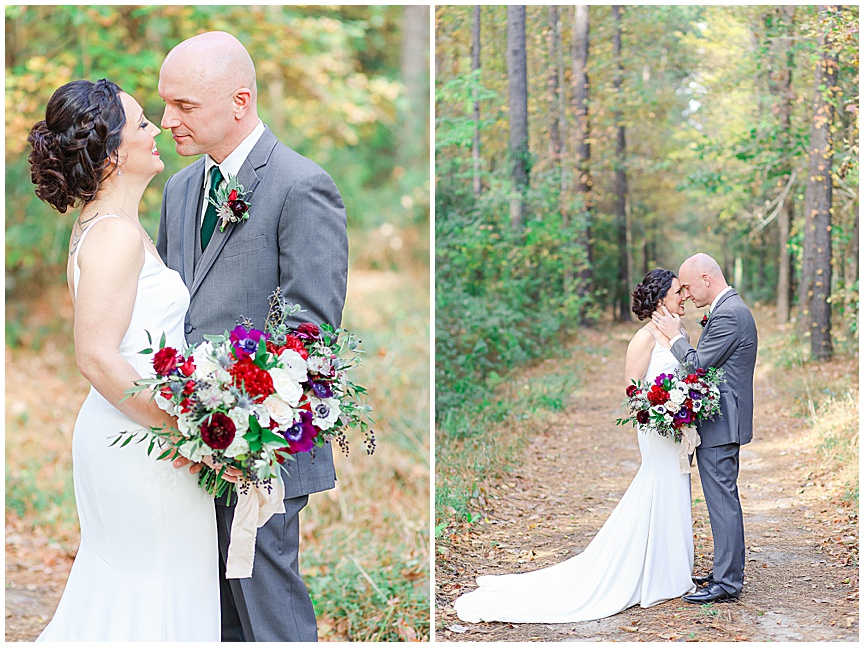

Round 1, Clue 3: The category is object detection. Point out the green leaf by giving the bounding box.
[260,425,289,447]
[245,416,264,453]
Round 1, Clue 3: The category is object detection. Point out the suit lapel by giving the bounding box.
[704,289,737,333]
[181,160,206,287]
[712,289,737,312]
[188,129,276,299]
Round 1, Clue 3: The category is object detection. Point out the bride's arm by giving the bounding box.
[73,218,175,432]
[624,328,654,387]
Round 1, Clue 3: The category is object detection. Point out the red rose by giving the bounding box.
[646,385,670,406]
[179,357,196,377]
[282,334,309,360]
[636,410,650,424]
[160,386,174,400]
[626,384,639,398]
[228,189,238,201]
[696,368,707,377]
[153,347,180,376]
[200,413,236,450]
[183,380,196,395]
[296,322,320,340]
[229,357,275,402]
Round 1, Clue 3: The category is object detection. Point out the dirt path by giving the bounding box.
[436,311,858,642]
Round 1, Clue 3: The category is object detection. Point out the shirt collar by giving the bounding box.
[203,120,265,186]
[709,286,734,314]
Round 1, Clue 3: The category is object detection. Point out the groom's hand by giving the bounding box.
[652,305,681,340]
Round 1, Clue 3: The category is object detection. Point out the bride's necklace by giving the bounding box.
[86,199,155,245]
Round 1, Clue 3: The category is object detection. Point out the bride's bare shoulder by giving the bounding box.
[626,326,655,352]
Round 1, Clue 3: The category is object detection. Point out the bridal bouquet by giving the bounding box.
[616,366,723,472]
[113,289,374,576]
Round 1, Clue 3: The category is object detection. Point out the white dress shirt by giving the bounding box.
[200,120,266,226]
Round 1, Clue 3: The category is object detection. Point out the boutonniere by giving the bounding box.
[700,313,709,328]
[208,174,252,231]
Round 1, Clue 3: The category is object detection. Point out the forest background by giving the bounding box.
[5,5,430,642]
[435,2,858,585]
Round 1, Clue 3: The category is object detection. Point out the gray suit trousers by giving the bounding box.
[215,495,317,642]
[696,443,746,596]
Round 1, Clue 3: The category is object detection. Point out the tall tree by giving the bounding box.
[472,5,482,199]
[799,6,838,360]
[547,6,562,179]
[766,6,797,324]
[612,5,630,320]
[507,5,529,230]
[571,5,593,298]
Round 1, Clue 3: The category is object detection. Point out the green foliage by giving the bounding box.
[435,366,579,543]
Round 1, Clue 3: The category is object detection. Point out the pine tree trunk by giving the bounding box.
[571,5,593,298]
[472,5,482,199]
[507,5,529,231]
[773,6,796,324]
[547,6,561,179]
[799,7,837,360]
[613,6,630,321]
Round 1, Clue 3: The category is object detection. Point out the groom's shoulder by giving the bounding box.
[166,158,204,191]
[265,132,335,182]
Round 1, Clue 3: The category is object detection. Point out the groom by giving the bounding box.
[156,31,348,641]
[653,253,757,604]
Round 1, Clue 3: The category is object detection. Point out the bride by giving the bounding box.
[454,268,697,624]
[27,79,228,641]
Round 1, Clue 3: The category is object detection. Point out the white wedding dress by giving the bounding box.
[454,338,695,623]
[37,215,219,641]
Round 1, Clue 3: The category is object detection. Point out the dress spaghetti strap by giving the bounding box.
[72,214,122,272]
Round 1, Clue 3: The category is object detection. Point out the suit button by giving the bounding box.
[185,323,194,334]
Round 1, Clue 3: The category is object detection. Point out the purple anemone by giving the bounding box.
[230,325,268,359]
[283,410,318,454]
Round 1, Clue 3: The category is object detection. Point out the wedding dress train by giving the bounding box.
[37,215,219,641]
[454,340,695,623]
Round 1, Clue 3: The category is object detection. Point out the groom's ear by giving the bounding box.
[232,88,253,120]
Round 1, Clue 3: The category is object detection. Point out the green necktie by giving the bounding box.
[201,165,223,251]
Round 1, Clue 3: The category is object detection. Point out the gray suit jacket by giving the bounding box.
[157,126,347,499]
[671,289,758,448]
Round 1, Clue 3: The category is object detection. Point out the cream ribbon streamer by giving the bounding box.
[225,476,286,579]
[678,426,701,474]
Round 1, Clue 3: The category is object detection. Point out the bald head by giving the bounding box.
[680,253,725,282]
[677,253,729,309]
[164,31,256,100]
[159,31,259,160]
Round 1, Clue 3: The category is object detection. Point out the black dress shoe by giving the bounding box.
[692,573,714,586]
[682,582,739,604]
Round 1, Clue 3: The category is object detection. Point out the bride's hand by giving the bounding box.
[201,455,243,483]
[171,454,242,483]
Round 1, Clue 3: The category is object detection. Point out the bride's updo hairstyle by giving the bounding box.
[631,268,676,321]
[27,79,126,213]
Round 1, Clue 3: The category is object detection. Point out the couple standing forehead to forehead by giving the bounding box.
[454,250,758,623]
[32,29,348,643]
